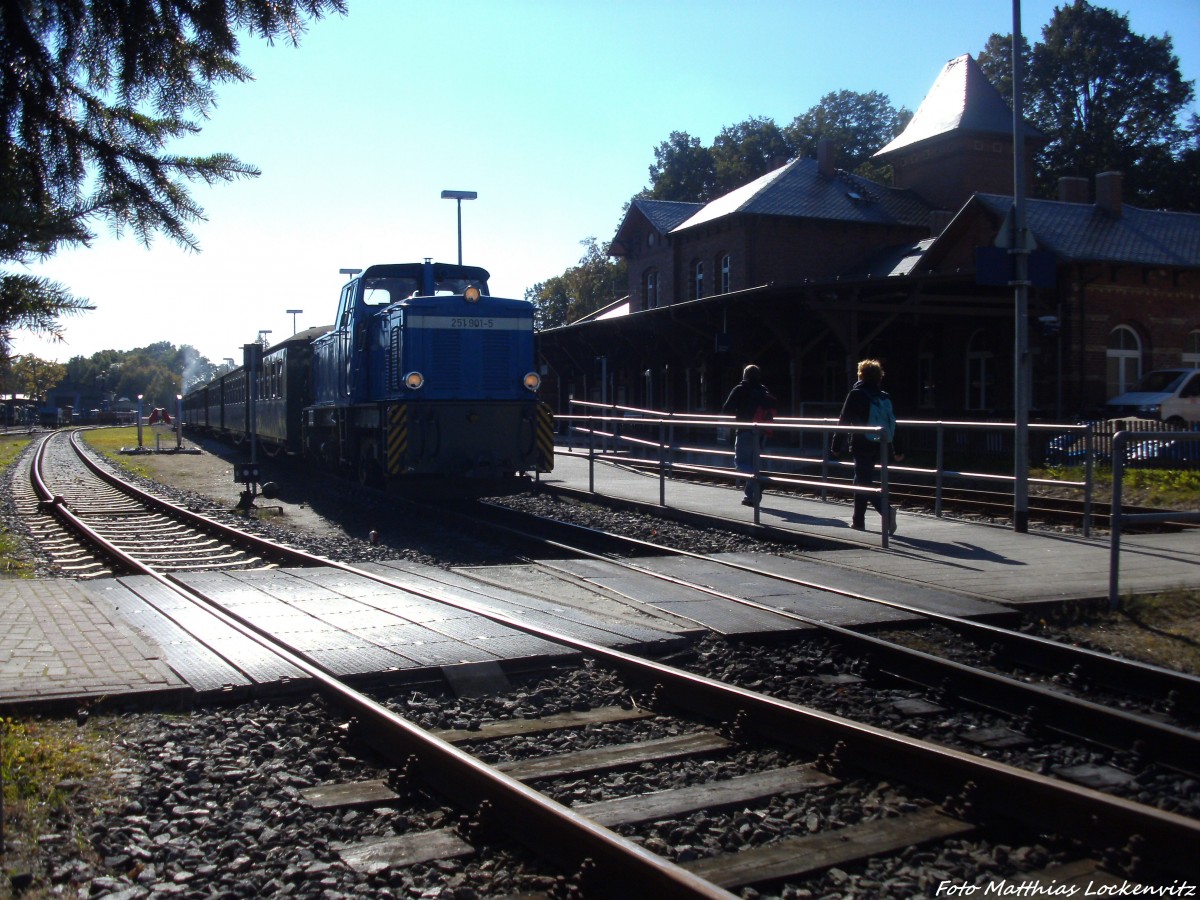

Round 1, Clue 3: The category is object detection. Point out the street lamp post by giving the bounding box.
[286,309,303,335]
[440,190,477,265]
[258,329,272,347]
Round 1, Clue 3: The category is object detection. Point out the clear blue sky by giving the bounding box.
[14,0,1200,368]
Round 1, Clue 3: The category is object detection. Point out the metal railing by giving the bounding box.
[1108,430,1200,609]
[563,400,1098,538]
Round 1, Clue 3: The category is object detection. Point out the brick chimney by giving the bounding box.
[1057,176,1089,204]
[1095,171,1123,217]
[817,139,836,179]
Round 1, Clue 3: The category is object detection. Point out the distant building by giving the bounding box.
[537,54,1200,422]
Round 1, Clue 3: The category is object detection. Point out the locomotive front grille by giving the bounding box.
[432,331,464,393]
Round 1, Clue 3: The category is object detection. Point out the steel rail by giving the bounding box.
[517,486,1200,717]
[42,433,1200,878]
[306,554,1200,880]
[36,433,735,899]
[453,501,1200,777]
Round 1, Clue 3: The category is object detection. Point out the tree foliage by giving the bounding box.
[644,132,716,204]
[5,355,66,401]
[643,95,908,203]
[526,238,628,330]
[711,117,792,197]
[0,0,346,354]
[784,90,911,182]
[52,341,218,409]
[979,1,1195,208]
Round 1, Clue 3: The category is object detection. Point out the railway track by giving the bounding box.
[454,498,1200,777]
[17,433,1200,892]
[24,429,317,576]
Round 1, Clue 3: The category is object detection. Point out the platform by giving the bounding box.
[538,450,1200,605]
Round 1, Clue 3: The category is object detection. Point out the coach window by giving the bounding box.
[1184,330,1200,368]
[719,254,731,294]
[1106,325,1142,398]
[693,260,703,299]
[644,269,659,309]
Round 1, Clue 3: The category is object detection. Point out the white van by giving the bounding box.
[1106,368,1200,425]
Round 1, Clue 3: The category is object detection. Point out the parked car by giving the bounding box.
[1125,435,1200,468]
[1106,368,1200,424]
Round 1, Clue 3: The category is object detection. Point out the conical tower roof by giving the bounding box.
[875,54,1043,159]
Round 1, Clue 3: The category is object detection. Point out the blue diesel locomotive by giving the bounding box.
[182,261,554,485]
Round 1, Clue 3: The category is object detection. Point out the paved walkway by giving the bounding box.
[0,579,188,710]
[539,450,1200,605]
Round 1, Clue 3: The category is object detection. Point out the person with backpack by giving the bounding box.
[831,359,904,533]
[722,364,777,506]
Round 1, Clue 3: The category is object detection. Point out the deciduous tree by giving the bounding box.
[979,1,1194,208]
[528,238,628,330]
[711,117,792,196]
[784,90,910,181]
[644,131,717,203]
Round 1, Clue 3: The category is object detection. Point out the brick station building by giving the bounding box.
[536,55,1200,424]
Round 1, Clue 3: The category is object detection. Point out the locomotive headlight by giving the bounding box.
[523,371,541,392]
[404,371,425,390]
[464,286,481,303]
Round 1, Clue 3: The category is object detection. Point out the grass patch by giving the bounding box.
[1042,588,1200,675]
[1033,465,1200,509]
[1,715,127,891]
[0,435,33,578]
[79,427,153,479]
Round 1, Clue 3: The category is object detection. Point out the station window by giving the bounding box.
[719,254,731,294]
[693,260,704,299]
[1184,330,1200,368]
[644,269,659,309]
[1106,325,1142,397]
[918,351,936,409]
[965,329,994,411]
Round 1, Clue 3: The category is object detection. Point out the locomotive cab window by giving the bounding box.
[364,276,420,305]
[432,276,488,296]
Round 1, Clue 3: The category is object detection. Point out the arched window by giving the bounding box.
[644,269,659,309]
[1106,325,1142,398]
[1184,330,1200,368]
[719,254,731,294]
[693,260,704,299]
[965,329,994,411]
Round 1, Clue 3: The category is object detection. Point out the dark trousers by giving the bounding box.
[852,451,885,525]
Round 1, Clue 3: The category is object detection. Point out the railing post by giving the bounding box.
[588,421,596,494]
[820,427,830,501]
[879,433,890,549]
[1108,431,1126,610]
[658,421,667,507]
[934,423,945,518]
[1083,421,1094,537]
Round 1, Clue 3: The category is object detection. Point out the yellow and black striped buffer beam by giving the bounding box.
[387,404,407,475]
[537,403,555,472]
